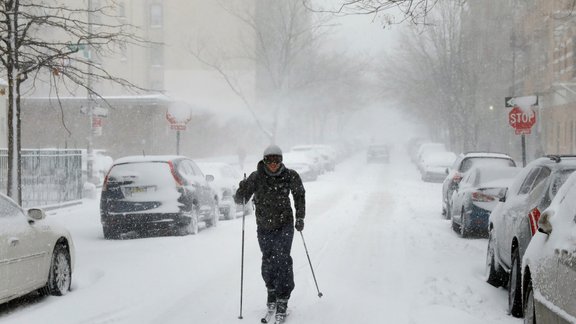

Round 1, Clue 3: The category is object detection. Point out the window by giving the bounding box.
[150,4,163,27]
[0,195,24,219]
[518,168,542,195]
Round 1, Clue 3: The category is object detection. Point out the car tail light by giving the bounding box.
[168,161,184,186]
[453,172,463,184]
[102,169,112,192]
[471,191,495,202]
[528,208,541,236]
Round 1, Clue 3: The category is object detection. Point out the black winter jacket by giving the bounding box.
[234,161,305,231]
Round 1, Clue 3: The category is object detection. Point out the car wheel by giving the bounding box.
[485,229,506,287]
[205,200,219,227]
[44,244,72,296]
[508,248,523,317]
[451,217,459,232]
[102,225,120,239]
[459,208,468,238]
[523,279,536,324]
[181,207,199,235]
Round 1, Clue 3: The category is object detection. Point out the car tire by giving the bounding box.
[523,279,536,324]
[43,244,72,296]
[205,200,219,227]
[103,225,120,240]
[485,229,506,287]
[508,248,524,317]
[451,217,459,232]
[459,208,468,238]
[181,207,199,235]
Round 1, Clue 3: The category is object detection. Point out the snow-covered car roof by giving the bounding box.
[462,152,513,159]
[113,155,186,165]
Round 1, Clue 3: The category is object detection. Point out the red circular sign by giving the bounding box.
[508,106,536,130]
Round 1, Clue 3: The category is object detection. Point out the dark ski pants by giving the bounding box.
[257,224,295,301]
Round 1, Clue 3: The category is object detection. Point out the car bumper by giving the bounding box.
[463,205,491,234]
[101,212,188,232]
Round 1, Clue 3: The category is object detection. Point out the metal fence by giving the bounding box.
[0,149,83,207]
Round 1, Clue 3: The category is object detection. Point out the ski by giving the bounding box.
[273,314,286,324]
[273,310,290,324]
[260,304,276,323]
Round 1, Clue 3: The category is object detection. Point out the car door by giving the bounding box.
[554,188,576,321]
[1,198,50,295]
[452,171,475,223]
[190,160,215,209]
[496,166,539,268]
[178,159,212,212]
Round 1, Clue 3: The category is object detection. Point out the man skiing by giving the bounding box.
[234,144,306,323]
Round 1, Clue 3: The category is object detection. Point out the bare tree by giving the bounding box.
[304,0,438,25]
[0,0,146,204]
[190,0,368,145]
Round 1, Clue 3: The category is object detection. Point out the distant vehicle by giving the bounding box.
[450,165,520,237]
[283,151,318,182]
[442,152,516,219]
[522,170,576,323]
[420,151,457,182]
[366,144,390,163]
[0,194,74,304]
[196,161,252,220]
[414,142,446,170]
[485,155,576,317]
[100,155,219,238]
[291,144,335,172]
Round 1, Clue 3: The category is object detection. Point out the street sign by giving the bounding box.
[505,95,538,108]
[80,106,108,117]
[508,106,536,135]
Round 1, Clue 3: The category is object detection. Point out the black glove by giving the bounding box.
[295,218,304,231]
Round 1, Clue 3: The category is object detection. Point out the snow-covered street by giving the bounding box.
[0,148,521,324]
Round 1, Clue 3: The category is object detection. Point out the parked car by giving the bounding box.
[196,161,252,220]
[291,144,335,172]
[522,170,576,323]
[366,144,390,163]
[420,151,458,182]
[414,142,446,170]
[485,155,576,317]
[282,151,318,182]
[100,155,219,238]
[442,152,516,219]
[0,194,74,304]
[450,165,520,237]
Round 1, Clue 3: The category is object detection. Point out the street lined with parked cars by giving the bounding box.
[409,139,576,322]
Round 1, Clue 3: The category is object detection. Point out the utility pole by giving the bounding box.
[86,0,94,183]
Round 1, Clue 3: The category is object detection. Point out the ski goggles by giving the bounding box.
[264,155,282,164]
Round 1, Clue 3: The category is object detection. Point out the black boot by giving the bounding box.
[267,289,276,309]
[275,299,288,322]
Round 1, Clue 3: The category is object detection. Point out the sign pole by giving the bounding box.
[176,130,180,155]
[521,134,526,167]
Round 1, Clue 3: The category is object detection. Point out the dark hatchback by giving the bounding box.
[100,155,219,239]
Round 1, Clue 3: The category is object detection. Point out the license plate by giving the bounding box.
[123,186,156,197]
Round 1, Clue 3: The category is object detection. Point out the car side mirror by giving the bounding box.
[27,208,46,221]
[498,188,508,202]
[445,168,449,175]
[538,211,553,235]
[206,174,214,182]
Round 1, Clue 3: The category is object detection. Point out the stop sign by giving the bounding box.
[508,106,536,134]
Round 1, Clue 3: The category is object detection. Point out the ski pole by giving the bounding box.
[300,231,323,298]
[238,173,247,319]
